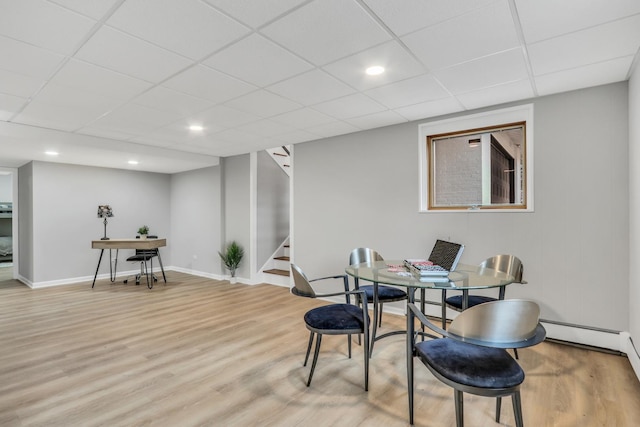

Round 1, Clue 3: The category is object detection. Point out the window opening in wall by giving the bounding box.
[427,122,527,210]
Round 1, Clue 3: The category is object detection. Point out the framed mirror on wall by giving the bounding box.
[419,104,534,212]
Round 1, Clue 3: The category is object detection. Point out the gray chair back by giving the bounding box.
[479,254,526,284]
[290,263,316,298]
[349,248,383,266]
[448,299,542,345]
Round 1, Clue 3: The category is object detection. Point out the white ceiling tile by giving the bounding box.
[204,34,313,87]
[0,0,96,54]
[212,128,260,144]
[312,93,387,120]
[270,108,336,128]
[344,110,407,129]
[306,120,361,138]
[0,93,28,121]
[261,0,391,66]
[394,97,464,121]
[131,122,225,145]
[48,0,120,20]
[89,103,185,135]
[456,80,535,110]
[75,126,139,141]
[237,119,296,138]
[163,65,256,104]
[401,0,520,70]
[0,68,45,98]
[132,86,214,117]
[515,0,640,43]
[51,59,152,101]
[224,90,301,118]
[276,129,321,144]
[0,35,65,79]
[323,41,425,91]
[27,82,123,112]
[13,98,108,131]
[365,74,450,109]
[188,105,261,129]
[107,0,250,60]
[528,15,640,76]
[363,0,497,36]
[535,56,634,96]
[75,26,193,83]
[203,0,308,28]
[433,48,529,94]
[267,69,355,106]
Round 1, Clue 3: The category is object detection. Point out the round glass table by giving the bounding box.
[345,260,516,353]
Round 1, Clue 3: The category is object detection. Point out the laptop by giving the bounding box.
[426,239,464,273]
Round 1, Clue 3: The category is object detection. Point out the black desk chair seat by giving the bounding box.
[123,236,166,289]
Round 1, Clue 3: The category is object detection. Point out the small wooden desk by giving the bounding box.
[91,238,167,288]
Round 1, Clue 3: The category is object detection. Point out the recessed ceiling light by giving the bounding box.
[128,160,139,165]
[189,125,204,132]
[45,151,59,156]
[365,65,385,76]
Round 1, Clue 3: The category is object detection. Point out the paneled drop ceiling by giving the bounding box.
[0,0,639,173]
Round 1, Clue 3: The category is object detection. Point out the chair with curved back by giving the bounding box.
[349,248,407,356]
[290,263,370,390]
[444,254,526,311]
[407,299,546,426]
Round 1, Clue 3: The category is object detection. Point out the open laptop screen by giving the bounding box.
[428,240,464,271]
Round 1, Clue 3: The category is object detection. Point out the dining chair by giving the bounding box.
[444,254,526,311]
[443,254,526,357]
[349,248,407,356]
[407,299,546,426]
[290,263,370,390]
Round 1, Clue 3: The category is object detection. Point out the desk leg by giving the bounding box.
[92,249,105,288]
[109,249,118,282]
[156,250,167,282]
[462,289,469,311]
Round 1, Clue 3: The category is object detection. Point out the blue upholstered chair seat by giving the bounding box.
[304,304,367,331]
[445,294,497,310]
[415,338,524,389]
[360,284,407,301]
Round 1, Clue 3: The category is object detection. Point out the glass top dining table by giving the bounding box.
[345,260,516,308]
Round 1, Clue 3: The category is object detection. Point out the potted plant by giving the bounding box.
[138,225,149,239]
[218,241,244,282]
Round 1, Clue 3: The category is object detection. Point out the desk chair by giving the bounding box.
[123,236,166,289]
[407,299,546,426]
[290,263,370,390]
[349,248,407,356]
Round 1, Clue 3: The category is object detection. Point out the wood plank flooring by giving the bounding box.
[1,272,639,426]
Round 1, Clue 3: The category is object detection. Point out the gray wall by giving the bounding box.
[222,155,250,279]
[294,82,629,332]
[18,163,33,280]
[170,166,222,275]
[257,151,289,268]
[0,174,11,201]
[629,64,640,345]
[24,161,171,283]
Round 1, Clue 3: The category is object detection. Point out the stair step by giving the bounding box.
[264,268,290,277]
[274,256,290,261]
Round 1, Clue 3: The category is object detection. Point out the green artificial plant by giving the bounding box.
[218,241,244,277]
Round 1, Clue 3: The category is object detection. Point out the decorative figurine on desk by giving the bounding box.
[219,241,244,283]
[97,205,113,240]
[137,225,150,240]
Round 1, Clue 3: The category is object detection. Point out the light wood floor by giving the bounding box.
[1,272,639,427]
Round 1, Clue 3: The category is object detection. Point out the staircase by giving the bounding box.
[264,244,290,277]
